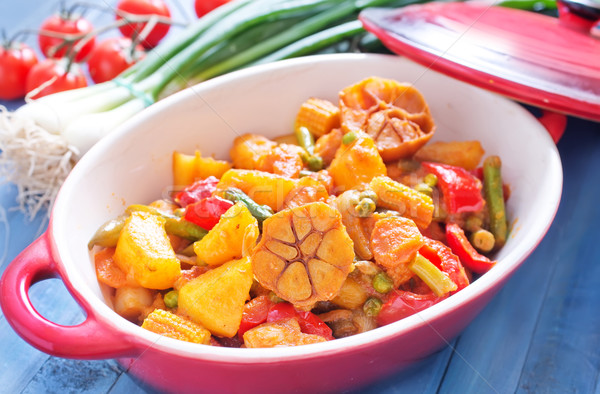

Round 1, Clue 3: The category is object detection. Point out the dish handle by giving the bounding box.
[0,233,139,359]
[537,110,567,144]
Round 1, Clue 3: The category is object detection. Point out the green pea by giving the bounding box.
[423,173,438,187]
[355,198,376,218]
[372,272,394,294]
[470,229,495,253]
[363,297,383,317]
[164,290,179,309]
[307,155,323,172]
[414,183,433,197]
[342,131,358,145]
[359,190,378,205]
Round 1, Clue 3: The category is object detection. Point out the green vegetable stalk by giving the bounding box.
[483,156,508,249]
[222,188,274,226]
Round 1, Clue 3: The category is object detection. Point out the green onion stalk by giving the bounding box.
[0,0,554,219]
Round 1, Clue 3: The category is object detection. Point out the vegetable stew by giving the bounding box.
[89,77,509,348]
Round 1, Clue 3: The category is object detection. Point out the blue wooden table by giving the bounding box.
[1,1,600,393]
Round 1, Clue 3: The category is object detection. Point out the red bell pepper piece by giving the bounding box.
[238,295,274,339]
[419,237,470,291]
[445,223,496,274]
[296,310,335,340]
[267,302,334,340]
[175,176,219,207]
[421,162,484,214]
[377,290,444,326]
[184,196,234,230]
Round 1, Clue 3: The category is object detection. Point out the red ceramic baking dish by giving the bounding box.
[0,54,562,393]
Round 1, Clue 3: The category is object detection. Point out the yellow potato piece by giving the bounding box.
[193,203,258,266]
[328,132,387,192]
[173,150,231,187]
[114,212,181,290]
[178,256,253,338]
[413,140,485,171]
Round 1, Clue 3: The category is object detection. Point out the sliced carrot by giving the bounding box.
[94,247,127,288]
[370,217,425,269]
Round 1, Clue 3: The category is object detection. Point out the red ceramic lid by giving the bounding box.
[360,2,600,121]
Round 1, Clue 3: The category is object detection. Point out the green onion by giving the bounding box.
[409,254,457,297]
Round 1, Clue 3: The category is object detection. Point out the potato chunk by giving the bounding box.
[413,140,485,170]
[328,132,387,192]
[114,211,181,289]
[193,202,258,266]
[173,150,231,187]
[178,256,254,338]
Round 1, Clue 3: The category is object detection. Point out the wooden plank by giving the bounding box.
[439,118,600,393]
[21,359,122,394]
[350,342,456,393]
[0,279,84,392]
[515,119,600,393]
[437,236,557,394]
[109,371,161,394]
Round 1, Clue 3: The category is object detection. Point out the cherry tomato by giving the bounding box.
[87,37,145,84]
[26,58,87,99]
[194,0,231,18]
[38,13,95,62]
[0,42,39,100]
[115,0,171,49]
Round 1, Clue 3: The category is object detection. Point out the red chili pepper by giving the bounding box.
[419,237,470,291]
[238,295,274,339]
[377,290,443,326]
[445,223,496,274]
[184,196,234,230]
[421,162,484,214]
[267,302,334,340]
[175,176,219,207]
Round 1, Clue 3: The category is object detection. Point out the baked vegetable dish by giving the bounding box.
[89,76,509,348]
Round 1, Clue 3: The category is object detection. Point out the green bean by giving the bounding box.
[87,215,127,249]
[295,126,316,154]
[222,188,274,225]
[483,156,508,248]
